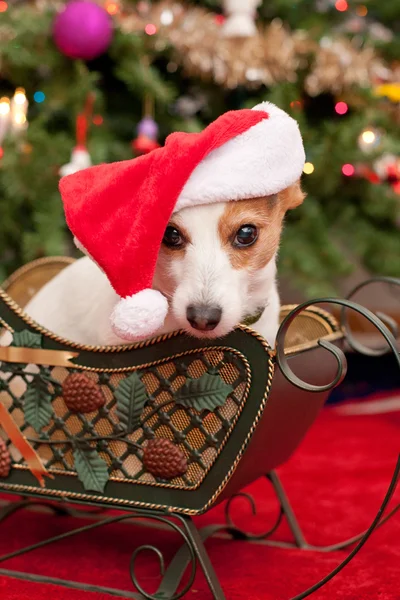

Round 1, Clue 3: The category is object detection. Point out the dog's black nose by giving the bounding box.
[186,305,222,331]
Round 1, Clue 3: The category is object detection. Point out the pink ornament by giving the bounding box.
[53,1,113,61]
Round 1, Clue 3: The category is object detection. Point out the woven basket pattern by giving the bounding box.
[1,348,249,489]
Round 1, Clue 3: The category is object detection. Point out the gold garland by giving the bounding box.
[119,3,304,89]
[7,0,396,93]
[304,38,391,96]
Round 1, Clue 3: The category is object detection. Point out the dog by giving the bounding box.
[20,180,305,347]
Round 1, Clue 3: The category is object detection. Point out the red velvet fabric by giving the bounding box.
[59,109,268,299]
[0,398,399,599]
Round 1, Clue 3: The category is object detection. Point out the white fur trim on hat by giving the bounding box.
[175,102,305,212]
[110,289,169,342]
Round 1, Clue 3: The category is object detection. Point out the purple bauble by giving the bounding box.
[137,117,159,140]
[53,1,113,61]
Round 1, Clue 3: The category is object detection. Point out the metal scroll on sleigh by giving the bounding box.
[0,257,398,600]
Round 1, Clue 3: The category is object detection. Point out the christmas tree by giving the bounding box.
[0,0,399,296]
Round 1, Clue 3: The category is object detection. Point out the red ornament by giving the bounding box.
[358,165,381,184]
[132,134,160,155]
[386,163,400,183]
[392,181,400,195]
[290,100,302,110]
[93,114,103,126]
[366,171,381,184]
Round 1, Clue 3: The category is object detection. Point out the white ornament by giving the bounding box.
[373,153,396,179]
[222,0,262,38]
[59,146,92,177]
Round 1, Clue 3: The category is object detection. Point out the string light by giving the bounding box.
[290,100,302,109]
[0,1,8,12]
[0,99,10,147]
[10,87,29,134]
[144,23,157,35]
[13,88,27,106]
[33,91,45,103]
[358,127,381,153]
[0,98,10,116]
[361,130,376,145]
[20,142,33,155]
[303,162,315,174]
[0,148,4,159]
[160,9,174,26]
[93,115,104,126]
[342,164,355,176]
[335,0,348,11]
[167,61,178,73]
[356,5,368,16]
[105,1,119,15]
[14,114,26,125]
[335,101,348,115]
[137,1,150,13]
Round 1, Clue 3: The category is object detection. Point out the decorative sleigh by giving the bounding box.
[0,257,399,600]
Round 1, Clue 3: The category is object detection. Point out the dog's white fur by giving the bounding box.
[21,202,281,347]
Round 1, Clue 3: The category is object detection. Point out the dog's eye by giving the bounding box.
[233,225,258,247]
[163,226,184,248]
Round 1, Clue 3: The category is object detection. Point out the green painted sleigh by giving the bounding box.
[0,258,399,600]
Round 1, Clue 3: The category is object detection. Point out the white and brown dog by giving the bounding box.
[23,182,304,347]
[20,102,306,348]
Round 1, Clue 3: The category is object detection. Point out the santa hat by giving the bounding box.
[59,101,305,342]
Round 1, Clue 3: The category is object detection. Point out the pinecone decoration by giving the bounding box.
[62,373,105,413]
[0,438,11,478]
[142,438,188,480]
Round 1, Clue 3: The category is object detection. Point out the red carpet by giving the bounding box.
[0,395,399,600]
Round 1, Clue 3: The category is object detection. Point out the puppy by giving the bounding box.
[22,181,304,347]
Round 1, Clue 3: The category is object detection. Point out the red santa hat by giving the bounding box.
[59,101,305,342]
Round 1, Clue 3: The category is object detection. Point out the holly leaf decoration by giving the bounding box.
[176,373,232,413]
[24,377,53,432]
[12,330,42,348]
[115,372,148,433]
[73,445,109,493]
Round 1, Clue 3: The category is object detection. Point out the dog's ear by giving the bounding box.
[278,180,306,211]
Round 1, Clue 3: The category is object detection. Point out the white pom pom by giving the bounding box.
[110,289,169,342]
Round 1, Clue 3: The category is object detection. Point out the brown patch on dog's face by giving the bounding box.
[218,180,305,271]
